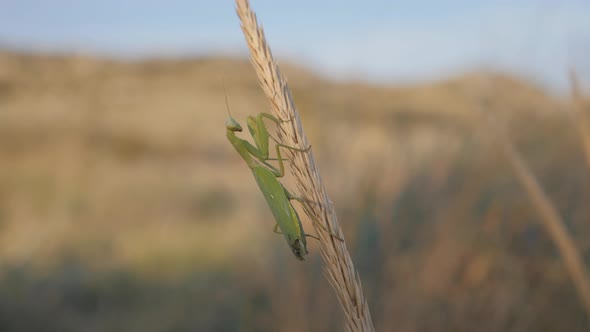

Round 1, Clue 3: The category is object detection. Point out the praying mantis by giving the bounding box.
[224,92,339,260]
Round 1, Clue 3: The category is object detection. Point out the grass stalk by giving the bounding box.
[234,1,375,331]
[479,103,590,319]
[568,69,590,172]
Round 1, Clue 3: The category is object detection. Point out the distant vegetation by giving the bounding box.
[0,50,589,331]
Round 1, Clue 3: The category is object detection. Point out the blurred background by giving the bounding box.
[1,1,590,331]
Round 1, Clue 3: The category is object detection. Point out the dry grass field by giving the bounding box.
[0,49,589,331]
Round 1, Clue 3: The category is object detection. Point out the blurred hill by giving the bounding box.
[0,49,589,331]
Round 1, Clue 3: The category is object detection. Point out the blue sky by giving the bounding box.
[1,1,589,92]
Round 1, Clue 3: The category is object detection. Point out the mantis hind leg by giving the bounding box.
[273,224,320,241]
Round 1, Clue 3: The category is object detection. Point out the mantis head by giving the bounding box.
[221,76,242,132]
[222,81,243,133]
[225,116,243,132]
[222,90,243,132]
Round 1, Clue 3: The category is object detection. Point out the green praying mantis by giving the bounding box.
[224,92,340,260]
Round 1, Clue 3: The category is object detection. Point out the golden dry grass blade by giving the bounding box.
[479,105,590,320]
[234,1,375,331]
[569,68,590,172]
